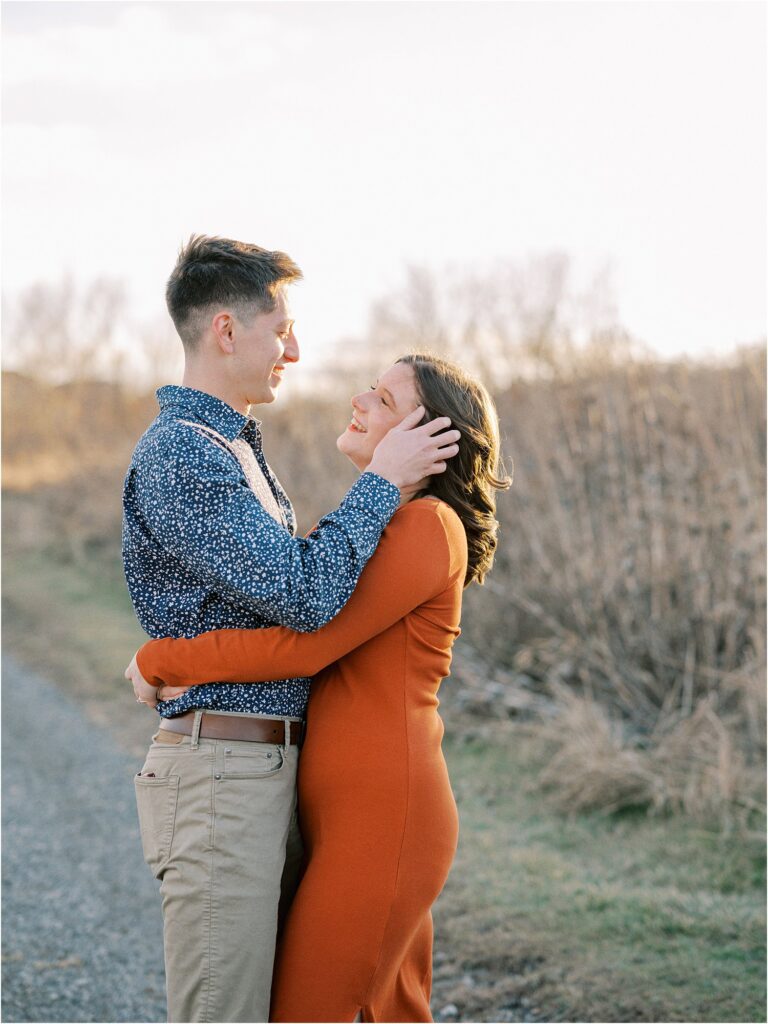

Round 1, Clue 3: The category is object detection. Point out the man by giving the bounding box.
[122,235,459,1023]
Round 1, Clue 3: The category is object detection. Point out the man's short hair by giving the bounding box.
[166,234,303,351]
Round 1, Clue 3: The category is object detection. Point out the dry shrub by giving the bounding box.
[2,371,156,558]
[449,343,765,828]
[536,684,764,828]
[537,685,657,814]
[469,345,766,694]
[651,697,763,821]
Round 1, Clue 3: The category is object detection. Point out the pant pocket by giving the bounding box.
[134,773,180,877]
[221,745,285,779]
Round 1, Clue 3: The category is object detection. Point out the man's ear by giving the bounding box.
[211,311,236,355]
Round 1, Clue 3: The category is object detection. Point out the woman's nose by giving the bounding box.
[351,392,366,411]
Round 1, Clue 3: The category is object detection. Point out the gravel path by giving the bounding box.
[2,655,166,1023]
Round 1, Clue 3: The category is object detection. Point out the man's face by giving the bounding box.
[232,289,299,406]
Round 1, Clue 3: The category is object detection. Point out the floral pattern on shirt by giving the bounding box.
[122,385,400,718]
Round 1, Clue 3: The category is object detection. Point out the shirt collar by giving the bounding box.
[157,385,262,443]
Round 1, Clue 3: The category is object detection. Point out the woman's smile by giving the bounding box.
[347,413,367,433]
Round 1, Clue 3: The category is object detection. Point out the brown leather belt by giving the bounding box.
[160,711,303,745]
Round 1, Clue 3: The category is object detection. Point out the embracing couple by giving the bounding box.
[122,235,509,1024]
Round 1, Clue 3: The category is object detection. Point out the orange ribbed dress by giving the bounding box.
[138,498,468,1023]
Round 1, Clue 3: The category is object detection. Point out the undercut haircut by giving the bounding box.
[166,234,303,351]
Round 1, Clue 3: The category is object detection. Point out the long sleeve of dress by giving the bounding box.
[136,501,466,688]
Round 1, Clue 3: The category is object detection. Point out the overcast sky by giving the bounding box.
[2,0,765,382]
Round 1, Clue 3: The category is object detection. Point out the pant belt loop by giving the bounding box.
[191,710,203,749]
[283,718,291,751]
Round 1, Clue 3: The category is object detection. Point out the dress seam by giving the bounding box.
[360,623,412,1014]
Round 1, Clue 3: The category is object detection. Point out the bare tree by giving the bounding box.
[329,252,641,392]
[3,278,127,384]
[133,315,185,393]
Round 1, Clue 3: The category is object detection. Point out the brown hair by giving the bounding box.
[397,353,512,587]
[166,234,302,351]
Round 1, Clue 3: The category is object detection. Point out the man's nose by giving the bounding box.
[284,330,299,363]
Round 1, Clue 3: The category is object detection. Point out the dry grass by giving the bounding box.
[534,684,764,829]
[3,341,765,828]
[463,344,766,829]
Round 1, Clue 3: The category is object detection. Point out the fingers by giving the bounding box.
[395,411,458,437]
[419,416,453,437]
[435,442,460,457]
[425,440,460,474]
[425,426,460,446]
[394,405,426,431]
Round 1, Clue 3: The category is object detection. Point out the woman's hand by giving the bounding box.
[125,653,160,708]
[156,684,192,701]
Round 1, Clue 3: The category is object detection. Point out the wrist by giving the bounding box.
[365,460,402,491]
[135,646,162,687]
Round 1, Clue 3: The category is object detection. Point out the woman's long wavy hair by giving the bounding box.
[397,353,512,587]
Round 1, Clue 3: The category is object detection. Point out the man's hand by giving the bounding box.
[125,653,159,709]
[367,407,460,490]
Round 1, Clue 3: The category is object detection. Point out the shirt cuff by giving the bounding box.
[340,471,400,524]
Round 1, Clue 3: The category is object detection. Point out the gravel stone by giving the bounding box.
[2,656,165,1023]
[438,1003,460,1020]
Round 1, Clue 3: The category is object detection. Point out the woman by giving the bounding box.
[130,353,510,1023]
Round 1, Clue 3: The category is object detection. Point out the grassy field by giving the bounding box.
[437,738,765,1022]
[2,541,765,1023]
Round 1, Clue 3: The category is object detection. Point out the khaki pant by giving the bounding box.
[134,713,304,1023]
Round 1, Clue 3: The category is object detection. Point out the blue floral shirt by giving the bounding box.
[122,385,400,719]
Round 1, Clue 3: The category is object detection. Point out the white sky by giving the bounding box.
[2,0,766,383]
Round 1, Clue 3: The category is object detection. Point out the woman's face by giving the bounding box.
[337,362,422,471]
